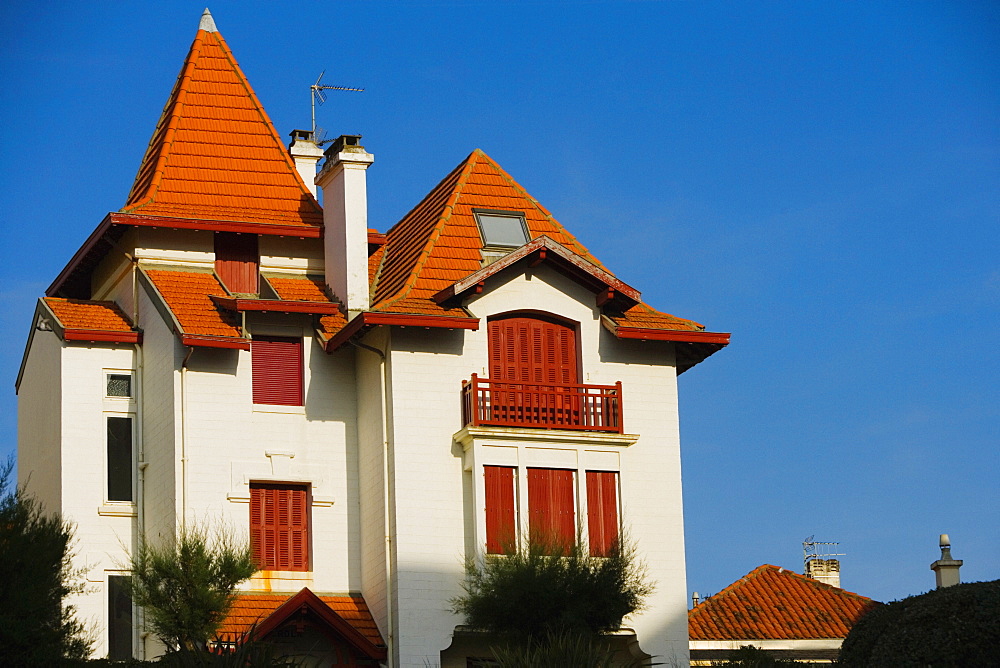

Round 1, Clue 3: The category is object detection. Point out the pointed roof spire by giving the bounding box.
[122,16,321,231]
[199,8,217,32]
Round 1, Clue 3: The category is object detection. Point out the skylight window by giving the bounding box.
[474,210,530,248]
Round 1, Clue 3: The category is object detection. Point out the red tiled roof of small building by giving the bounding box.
[43,298,135,332]
[217,593,383,646]
[689,564,880,641]
[144,269,242,338]
[121,28,322,230]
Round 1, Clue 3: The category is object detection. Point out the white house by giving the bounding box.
[17,10,729,666]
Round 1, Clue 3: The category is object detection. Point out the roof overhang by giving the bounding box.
[601,316,731,345]
[210,295,341,315]
[47,211,329,299]
[325,311,480,352]
[433,236,640,310]
[111,212,322,238]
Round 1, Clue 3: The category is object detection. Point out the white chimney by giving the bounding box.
[805,558,841,588]
[315,135,374,317]
[930,533,963,589]
[288,130,324,197]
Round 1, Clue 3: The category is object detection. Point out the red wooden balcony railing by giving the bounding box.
[462,374,623,433]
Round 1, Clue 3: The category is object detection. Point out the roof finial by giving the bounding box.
[199,8,218,32]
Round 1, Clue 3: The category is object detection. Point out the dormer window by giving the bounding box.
[474,209,530,249]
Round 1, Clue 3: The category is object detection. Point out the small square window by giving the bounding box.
[474,210,530,248]
[107,374,132,398]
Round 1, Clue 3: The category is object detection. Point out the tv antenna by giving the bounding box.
[310,71,364,145]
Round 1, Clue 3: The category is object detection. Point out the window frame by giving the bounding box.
[107,574,134,660]
[473,209,530,249]
[249,482,311,572]
[105,415,135,504]
[251,336,304,407]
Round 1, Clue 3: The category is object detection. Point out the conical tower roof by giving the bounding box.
[122,11,322,231]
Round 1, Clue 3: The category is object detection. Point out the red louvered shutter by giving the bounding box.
[485,466,516,554]
[250,483,309,571]
[252,337,303,405]
[527,468,575,552]
[586,471,619,557]
[215,232,259,294]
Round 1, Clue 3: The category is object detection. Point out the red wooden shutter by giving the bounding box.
[484,466,516,554]
[586,471,619,556]
[215,232,259,294]
[488,316,578,385]
[250,484,308,571]
[252,337,303,405]
[527,468,575,551]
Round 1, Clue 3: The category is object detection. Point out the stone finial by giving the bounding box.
[199,8,218,32]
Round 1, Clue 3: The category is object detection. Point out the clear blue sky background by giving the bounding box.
[1,2,996,604]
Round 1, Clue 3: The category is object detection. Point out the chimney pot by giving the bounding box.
[288,129,323,197]
[931,533,963,589]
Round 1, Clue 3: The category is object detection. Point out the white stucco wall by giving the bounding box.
[17,320,63,511]
[382,263,690,666]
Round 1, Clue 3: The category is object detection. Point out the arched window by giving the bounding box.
[488,313,578,386]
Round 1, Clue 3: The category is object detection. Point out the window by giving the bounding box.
[252,336,303,406]
[586,471,619,556]
[107,417,133,502]
[527,468,576,551]
[484,466,516,554]
[108,575,133,660]
[106,373,132,398]
[474,210,530,248]
[482,466,619,557]
[250,483,309,571]
[215,231,259,294]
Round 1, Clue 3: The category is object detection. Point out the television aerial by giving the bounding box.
[310,71,364,145]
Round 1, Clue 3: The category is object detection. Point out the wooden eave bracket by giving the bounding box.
[210,294,342,315]
[432,236,641,309]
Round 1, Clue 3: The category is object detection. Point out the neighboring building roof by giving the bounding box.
[121,25,322,231]
[218,590,384,653]
[142,268,248,349]
[689,564,879,641]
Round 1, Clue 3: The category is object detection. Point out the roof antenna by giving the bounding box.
[310,71,363,146]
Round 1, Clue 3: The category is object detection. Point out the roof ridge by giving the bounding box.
[211,30,318,201]
[473,148,605,270]
[376,150,478,311]
[124,32,205,211]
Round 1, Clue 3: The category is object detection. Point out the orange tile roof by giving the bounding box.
[370,149,600,317]
[606,302,703,332]
[369,149,712,337]
[689,565,880,641]
[218,593,383,646]
[43,298,135,332]
[144,269,242,338]
[265,275,331,302]
[121,27,322,230]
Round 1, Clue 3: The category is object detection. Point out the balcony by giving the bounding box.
[461,374,623,433]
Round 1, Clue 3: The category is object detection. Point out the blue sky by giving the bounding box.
[1,2,996,604]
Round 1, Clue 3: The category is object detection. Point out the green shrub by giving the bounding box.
[452,532,653,642]
[126,524,257,652]
[0,458,91,663]
[838,579,1000,667]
